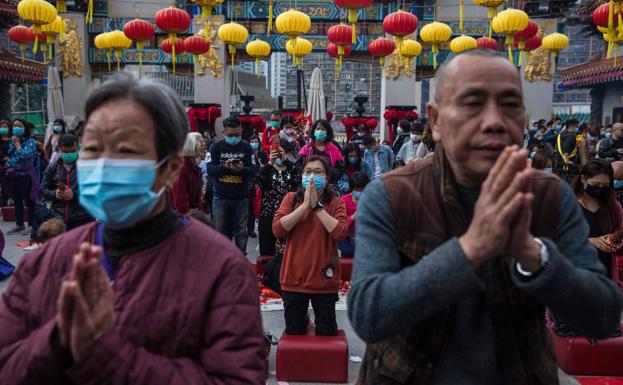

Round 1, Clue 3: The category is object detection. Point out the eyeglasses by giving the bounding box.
[303,169,326,176]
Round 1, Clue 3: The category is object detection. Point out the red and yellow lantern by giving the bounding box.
[368,37,395,66]
[333,0,373,43]
[185,35,211,74]
[155,6,191,73]
[383,10,419,48]
[513,19,538,64]
[327,24,353,73]
[476,36,498,50]
[123,19,155,69]
[8,25,35,60]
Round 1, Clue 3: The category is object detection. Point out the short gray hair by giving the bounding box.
[434,49,510,104]
[85,72,188,160]
[181,132,203,157]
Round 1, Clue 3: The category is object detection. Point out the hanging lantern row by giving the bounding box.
[246,39,271,77]
[17,0,57,54]
[333,0,372,44]
[155,6,192,73]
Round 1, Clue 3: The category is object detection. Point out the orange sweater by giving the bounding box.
[273,192,349,294]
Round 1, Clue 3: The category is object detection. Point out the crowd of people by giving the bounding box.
[0,49,621,384]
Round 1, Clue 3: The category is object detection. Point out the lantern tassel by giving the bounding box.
[268,0,273,35]
[380,57,384,67]
[607,40,613,59]
[87,0,94,24]
[348,10,358,44]
[137,41,144,68]
[551,52,557,74]
[33,29,39,54]
[432,45,438,70]
[48,40,53,60]
[58,0,66,12]
[19,44,25,61]
[487,8,495,39]
[506,36,513,63]
[106,50,111,71]
[460,0,464,33]
[169,34,177,73]
[116,49,122,71]
[256,58,260,78]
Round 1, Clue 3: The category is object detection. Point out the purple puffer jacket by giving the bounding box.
[0,220,266,385]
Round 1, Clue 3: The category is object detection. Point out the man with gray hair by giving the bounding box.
[349,49,622,384]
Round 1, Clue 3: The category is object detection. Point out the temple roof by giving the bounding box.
[558,56,623,89]
[0,48,47,83]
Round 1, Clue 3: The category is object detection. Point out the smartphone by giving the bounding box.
[271,136,281,157]
[58,184,68,192]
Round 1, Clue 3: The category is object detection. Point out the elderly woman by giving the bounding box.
[171,132,206,214]
[0,74,265,385]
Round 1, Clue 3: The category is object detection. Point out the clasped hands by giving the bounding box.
[459,146,542,272]
[303,180,319,210]
[56,243,116,362]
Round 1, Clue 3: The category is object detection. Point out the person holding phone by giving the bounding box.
[207,117,257,253]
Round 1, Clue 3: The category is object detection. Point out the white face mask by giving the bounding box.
[410,133,421,142]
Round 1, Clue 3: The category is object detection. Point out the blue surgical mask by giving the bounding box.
[555,124,562,131]
[52,125,63,134]
[543,167,553,173]
[77,158,167,229]
[251,142,259,150]
[614,180,623,190]
[348,156,358,165]
[0,127,8,136]
[12,126,24,137]
[275,158,283,166]
[225,136,241,146]
[302,174,326,190]
[314,130,327,141]
[352,191,361,199]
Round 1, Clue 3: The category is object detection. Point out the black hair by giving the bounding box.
[565,118,579,128]
[58,134,79,148]
[280,115,296,129]
[12,118,33,138]
[280,138,295,154]
[311,119,334,142]
[343,143,362,169]
[573,159,619,233]
[363,135,377,147]
[349,171,370,190]
[271,109,282,117]
[249,134,260,142]
[85,73,187,161]
[411,122,424,133]
[398,120,410,130]
[223,116,241,129]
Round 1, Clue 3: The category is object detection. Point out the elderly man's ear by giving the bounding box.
[160,154,183,190]
[427,102,441,142]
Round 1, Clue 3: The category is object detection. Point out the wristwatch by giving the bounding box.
[312,202,324,212]
[516,237,550,276]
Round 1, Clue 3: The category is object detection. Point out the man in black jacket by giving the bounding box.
[598,122,623,160]
[39,134,93,229]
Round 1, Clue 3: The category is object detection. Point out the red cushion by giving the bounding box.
[551,325,623,376]
[2,206,28,222]
[340,258,353,282]
[255,255,272,276]
[276,329,348,383]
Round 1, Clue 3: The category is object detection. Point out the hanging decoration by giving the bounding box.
[106,30,132,71]
[55,0,66,13]
[327,42,352,75]
[472,0,507,38]
[383,10,419,49]
[275,9,311,48]
[41,16,65,60]
[368,37,395,66]
[185,35,212,74]
[491,8,529,63]
[123,19,155,70]
[267,0,274,34]
[593,3,623,60]
[513,19,538,65]
[155,6,192,73]
[94,32,111,70]
[17,0,57,54]
[476,36,498,50]
[419,21,452,69]
[515,33,542,63]
[29,26,49,61]
[191,0,224,17]
[333,0,373,44]
[285,37,312,67]
[450,34,478,54]
[398,39,422,70]
[161,37,186,71]
[246,39,271,77]
[601,27,622,64]
[8,25,35,60]
[217,22,249,67]
[541,32,569,73]
[327,24,353,74]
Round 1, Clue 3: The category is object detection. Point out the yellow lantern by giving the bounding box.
[55,0,66,13]
[218,22,249,67]
[17,0,57,54]
[420,21,452,69]
[41,16,65,59]
[246,39,271,77]
[472,0,507,38]
[191,0,224,17]
[491,8,529,63]
[541,32,569,73]
[106,30,132,71]
[398,39,422,69]
[286,37,313,67]
[275,9,311,49]
[94,32,112,71]
[450,34,478,53]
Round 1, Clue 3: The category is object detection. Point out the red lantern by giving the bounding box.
[123,19,155,68]
[327,42,352,58]
[476,36,498,50]
[327,24,353,46]
[368,37,395,66]
[383,10,418,47]
[28,26,48,61]
[593,3,622,28]
[333,0,373,43]
[161,38,185,54]
[8,25,35,59]
[514,19,538,48]
[523,34,541,51]
[184,35,210,54]
[155,6,191,72]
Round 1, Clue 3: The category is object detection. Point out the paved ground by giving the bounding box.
[0,220,581,384]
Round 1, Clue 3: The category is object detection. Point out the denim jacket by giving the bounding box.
[363,144,394,180]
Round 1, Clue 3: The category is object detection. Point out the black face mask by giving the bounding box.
[585,184,609,199]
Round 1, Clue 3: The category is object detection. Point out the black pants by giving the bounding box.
[258,215,276,256]
[248,195,256,233]
[282,291,338,336]
[10,175,35,227]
